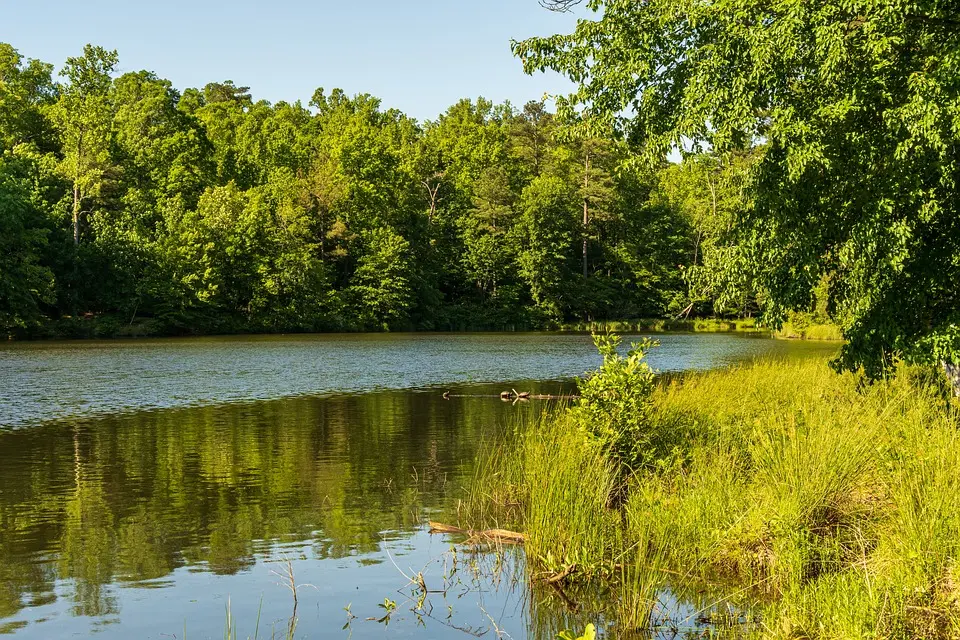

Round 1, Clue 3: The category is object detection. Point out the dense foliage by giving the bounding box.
[0,42,716,337]
[517,1,960,375]
[573,333,657,478]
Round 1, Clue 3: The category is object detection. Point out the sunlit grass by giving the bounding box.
[470,355,960,637]
[777,321,844,341]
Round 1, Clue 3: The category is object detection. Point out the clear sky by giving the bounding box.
[3,0,584,121]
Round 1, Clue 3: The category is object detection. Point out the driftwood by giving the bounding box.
[537,563,578,585]
[428,522,527,545]
[442,392,579,401]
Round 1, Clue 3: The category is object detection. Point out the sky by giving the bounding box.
[3,0,584,121]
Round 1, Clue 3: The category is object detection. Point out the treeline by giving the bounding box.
[1,43,735,337]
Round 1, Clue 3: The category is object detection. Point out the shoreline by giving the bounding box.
[6,315,844,343]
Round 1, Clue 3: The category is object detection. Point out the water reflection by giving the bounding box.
[0,382,563,638]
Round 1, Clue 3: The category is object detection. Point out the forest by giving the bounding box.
[0,42,745,338]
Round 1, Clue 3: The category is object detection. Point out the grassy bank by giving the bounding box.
[776,321,844,341]
[467,345,960,638]
[557,317,763,334]
[559,316,847,342]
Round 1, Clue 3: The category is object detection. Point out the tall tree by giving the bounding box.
[517,1,960,379]
[518,175,578,321]
[49,45,118,246]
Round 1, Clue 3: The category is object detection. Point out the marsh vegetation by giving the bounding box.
[466,337,960,638]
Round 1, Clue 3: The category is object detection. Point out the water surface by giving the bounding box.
[0,333,836,638]
[0,332,833,428]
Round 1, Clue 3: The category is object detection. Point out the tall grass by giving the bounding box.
[777,321,844,341]
[464,408,620,575]
[470,351,960,637]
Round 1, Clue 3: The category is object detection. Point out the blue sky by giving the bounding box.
[4,0,584,121]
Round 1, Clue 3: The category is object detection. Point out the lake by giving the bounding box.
[0,333,836,639]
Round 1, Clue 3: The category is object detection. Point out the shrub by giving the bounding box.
[571,333,658,476]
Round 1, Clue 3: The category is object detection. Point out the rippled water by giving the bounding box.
[0,333,836,639]
[0,332,834,428]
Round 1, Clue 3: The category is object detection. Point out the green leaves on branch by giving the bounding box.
[574,333,658,474]
[515,1,960,375]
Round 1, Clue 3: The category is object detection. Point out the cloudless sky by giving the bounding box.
[3,0,584,121]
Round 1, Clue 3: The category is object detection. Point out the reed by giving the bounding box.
[471,350,960,637]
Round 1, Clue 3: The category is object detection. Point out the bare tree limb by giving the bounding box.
[539,0,584,11]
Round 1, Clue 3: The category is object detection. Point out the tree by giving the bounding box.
[509,100,554,179]
[518,175,578,321]
[517,1,960,380]
[462,166,517,297]
[49,45,118,246]
[349,228,414,330]
[657,151,757,317]
[575,137,616,280]
[0,156,55,333]
[0,44,56,153]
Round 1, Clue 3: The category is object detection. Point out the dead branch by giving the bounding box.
[428,522,526,545]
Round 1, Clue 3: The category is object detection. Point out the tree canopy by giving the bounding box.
[0,42,720,337]
[515,1,960,375]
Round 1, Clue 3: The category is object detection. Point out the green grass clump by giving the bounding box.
[463,407,621,575]
[470,345,960,637]
[777,321,844,341]
[522,411,620,573]
[558,317,764,334]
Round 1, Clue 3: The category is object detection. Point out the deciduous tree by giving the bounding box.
[517,1,960,378]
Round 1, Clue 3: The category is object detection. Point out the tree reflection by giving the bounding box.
[0,382,560,625]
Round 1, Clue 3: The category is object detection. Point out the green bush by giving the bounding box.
[571,334,658,476]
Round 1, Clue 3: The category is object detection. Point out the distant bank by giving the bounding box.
[7,315,844,341]
[557,317,844,341]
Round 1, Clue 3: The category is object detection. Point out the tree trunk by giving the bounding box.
[944,361,960,397]
[72,184,80,246]
[582,152,590,279]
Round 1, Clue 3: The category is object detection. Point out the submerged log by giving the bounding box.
[528,394,579,400]
[428,521,527,545]
[445,392,579,400]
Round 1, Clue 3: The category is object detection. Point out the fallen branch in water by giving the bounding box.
[441,392,579,400]
[537,563,578,585]
[547,580,580,612]
[428,522,527,545]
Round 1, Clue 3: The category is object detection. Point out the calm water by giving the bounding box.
[0,333,836,639]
